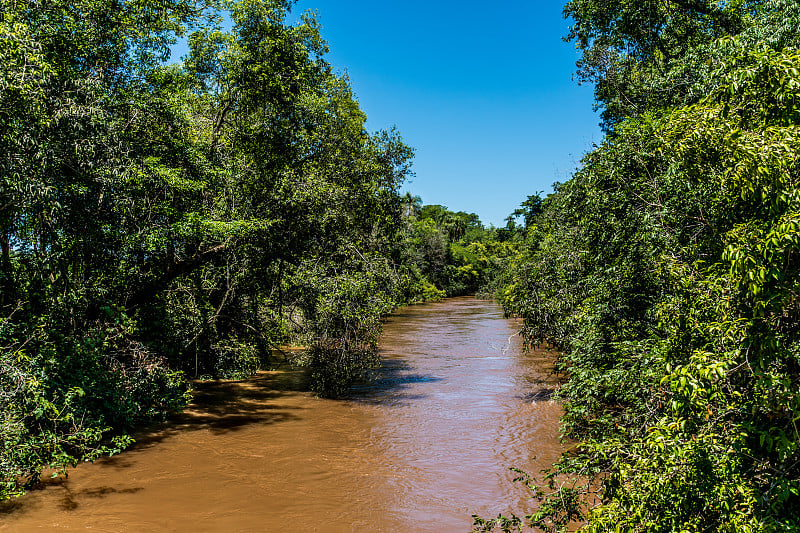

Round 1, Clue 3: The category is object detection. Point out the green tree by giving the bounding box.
[491,43,800,533]
[564,0,754,130]
[0,0,416,499]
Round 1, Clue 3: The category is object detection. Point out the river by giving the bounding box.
[0,297,563,532]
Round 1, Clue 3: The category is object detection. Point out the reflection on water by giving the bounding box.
[0,297,563,532]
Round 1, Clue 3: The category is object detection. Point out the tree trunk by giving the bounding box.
[0,227,13,309]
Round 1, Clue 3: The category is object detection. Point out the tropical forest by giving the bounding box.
[1,0,799,531]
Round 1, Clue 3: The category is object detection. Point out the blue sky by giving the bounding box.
[178,1,603,227]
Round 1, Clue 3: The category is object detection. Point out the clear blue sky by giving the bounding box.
[178,1,602,227]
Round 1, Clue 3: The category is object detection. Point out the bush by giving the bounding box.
[210,339,261,380]
[304,345,381,398]
[0,315,190,500]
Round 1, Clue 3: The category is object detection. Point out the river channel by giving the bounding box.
[1,297,563,532]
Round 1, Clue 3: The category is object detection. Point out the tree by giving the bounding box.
[0,0,417,499]
[564,0,754,130]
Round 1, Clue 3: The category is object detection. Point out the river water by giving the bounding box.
[0,297,563,532]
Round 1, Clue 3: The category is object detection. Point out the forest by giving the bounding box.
[2,0,800,531]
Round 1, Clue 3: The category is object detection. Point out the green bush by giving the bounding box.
[210,339,261,380]
[0,316,189,500]
[304,345,381,398]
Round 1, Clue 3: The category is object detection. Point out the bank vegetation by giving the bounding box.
[476,1,800,531]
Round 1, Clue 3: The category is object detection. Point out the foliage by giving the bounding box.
[472,468,587,533]
[292,253,397,396]
[563,0,779,131]
[0,312,181,500]
[491,34,800,532]
[395,200,520,301]
[210,338,261,380]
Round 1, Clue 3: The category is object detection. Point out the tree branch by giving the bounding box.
[125,240,231,310]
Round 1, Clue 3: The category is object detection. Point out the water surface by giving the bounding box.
[0,297,563,532]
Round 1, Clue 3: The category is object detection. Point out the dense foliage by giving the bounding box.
[0,0,426,499]
[396,196,522,301]
[476,1,800,531]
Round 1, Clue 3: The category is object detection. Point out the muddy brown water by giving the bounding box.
[0,297,563,532]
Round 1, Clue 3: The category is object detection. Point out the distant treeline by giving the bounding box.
[0,0,522,501]
[475,1,800,531]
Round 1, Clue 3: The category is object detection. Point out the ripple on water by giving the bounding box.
[0,296,564,533]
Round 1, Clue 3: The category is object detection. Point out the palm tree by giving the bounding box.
[401,192,422,217]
